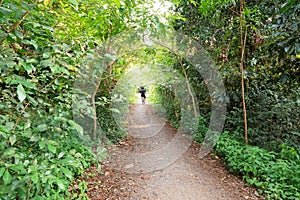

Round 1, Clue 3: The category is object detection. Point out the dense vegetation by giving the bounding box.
[0,0,299,199]
[0,0,147,198]
[153,0,300,199]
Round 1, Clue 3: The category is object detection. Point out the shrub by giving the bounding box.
[215,132,300,199]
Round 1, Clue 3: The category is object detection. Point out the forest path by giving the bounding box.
[83,104,262,200]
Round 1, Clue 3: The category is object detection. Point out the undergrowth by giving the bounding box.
[215,132,300,200]
[0,125,96,200]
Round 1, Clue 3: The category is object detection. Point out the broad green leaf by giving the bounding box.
[5,61,16,68]
[39,141,45,149]
[41,25,54,31]
[68,120,83,135]
[23,64,34,74]
[42,52,51,58]
[17,84,26,102]
[59,67,70,75]
[75,152,82,158]
[21,3,36,10]
[3,147,16,158]
[22,40,38,50]
[48,143,56,153]
[56,178,65,190]
[58,152,65,159]
[9,135,17,146]
[41,59,52,67]
[32,173,39,184]
[0,123,9,135]
[8,33,17,41]
[279,0,297,14]
[26,58,38,64]
[14,30,23,39]
[68,0,78,6]
[3,170,12,185]
[50,65,60,74]
[0,7,12,15]
[11,78,36,89]
[0,32,7,40]
[27,95,38,106]
[61,167,73,179]
[3,122,14,132]
[0,167,5,177]
[37,124,47,132]
[8,164,26,174]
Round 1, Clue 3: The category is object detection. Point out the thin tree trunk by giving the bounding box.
[91,78,102,139]
[181,65,197,118]
[239,0,248,145]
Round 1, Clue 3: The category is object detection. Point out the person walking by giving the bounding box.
[139,87,146,105]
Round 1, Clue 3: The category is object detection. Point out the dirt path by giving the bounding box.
[83,104,263,200]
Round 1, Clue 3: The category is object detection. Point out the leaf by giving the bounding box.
[67,65,78,72]
[0,32,7,40]
[61,167,73,179]
[68,120,83,135]
[0,167,5,177]
[39,141,45,149]
[8,33,17,41]
[32,173,39,184]
[0,7,12,15]
[8,164,26,174]
[3,170,12,185]
[9,135,17,146]
[0,125,9,137]
[17,84,26,102]
[41,59,53,68]
[109,108,120,114]
[44,0,52,6]
[279,0,297,14]
[48,143,56,153]
[10,77,37,89]
[23,64,34,74]
[22,40,38,50]
[56,178,65,190]
[37,124,47,132]
[27,95,38,106]
[114,0,121,7]
[58,152,65,159]
[14,30,23,39]
[68,0,78,6]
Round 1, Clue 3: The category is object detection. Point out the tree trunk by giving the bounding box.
[239,0,248,145]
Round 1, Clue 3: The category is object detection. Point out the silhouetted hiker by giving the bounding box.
[139,87,146,104]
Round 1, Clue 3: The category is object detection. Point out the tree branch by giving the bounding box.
[10,10,30,33]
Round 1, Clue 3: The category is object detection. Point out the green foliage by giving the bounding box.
[96,93,127,143]
[192,116,208,143]
[272,0,300,55]
[216,132,300,200]
[172,0,300,150]
[226,82,300,151]
[0,124,95,199]
[152,85,181,128]
[0,0,149,198]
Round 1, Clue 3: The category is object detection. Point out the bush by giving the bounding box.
[215,132,300,200]
[225,83,300,152]
[0,124,96,199]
